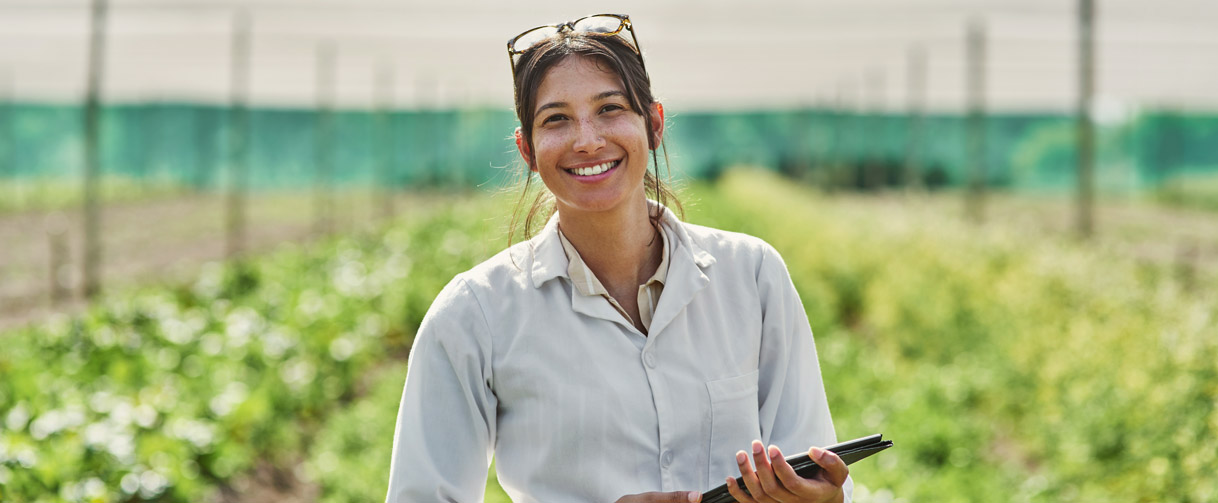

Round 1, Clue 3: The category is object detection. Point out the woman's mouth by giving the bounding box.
[565,159,621,177]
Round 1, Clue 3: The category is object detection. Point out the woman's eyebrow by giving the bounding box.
[595,90,626,101]
[536,101,567,114]
[535,90,627,115]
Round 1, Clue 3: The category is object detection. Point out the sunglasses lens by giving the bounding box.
[572,15,624,35]
[512,26,560,53]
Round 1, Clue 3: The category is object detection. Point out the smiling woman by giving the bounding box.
[519,56,661,224]
[386,14,853,503]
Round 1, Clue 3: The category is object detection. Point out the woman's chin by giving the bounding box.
[554,190,647,217]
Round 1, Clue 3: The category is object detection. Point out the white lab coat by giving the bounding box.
[387,204,851,503]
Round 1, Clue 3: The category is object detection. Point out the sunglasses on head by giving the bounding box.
[506,13,646,81]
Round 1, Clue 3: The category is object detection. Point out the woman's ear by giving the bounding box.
[514,127,537,172]
[648,102,665,149]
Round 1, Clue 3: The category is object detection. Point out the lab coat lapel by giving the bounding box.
[569,286,637,331]
[647,221,713,338]
[530,216,638,332]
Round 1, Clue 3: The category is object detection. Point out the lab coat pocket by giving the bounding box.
[705,369,761,486]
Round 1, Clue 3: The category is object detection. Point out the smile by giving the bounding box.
[565,159,621,177]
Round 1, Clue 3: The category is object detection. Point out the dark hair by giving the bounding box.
[508,30,682,242]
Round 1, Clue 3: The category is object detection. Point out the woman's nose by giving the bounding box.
[571,119,605,153]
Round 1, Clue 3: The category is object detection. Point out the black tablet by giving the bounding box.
[700,433,893,503]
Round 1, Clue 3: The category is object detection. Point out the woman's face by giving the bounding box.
[518,55,661,218]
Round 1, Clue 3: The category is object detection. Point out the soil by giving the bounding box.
[0,189,436,331]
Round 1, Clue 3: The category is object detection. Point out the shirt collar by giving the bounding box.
[556,221,671,298]
[528,200,712,289]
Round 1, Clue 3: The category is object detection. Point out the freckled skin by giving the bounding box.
[520,55,657,217]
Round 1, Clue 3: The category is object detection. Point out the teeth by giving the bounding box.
[573,161,616,176]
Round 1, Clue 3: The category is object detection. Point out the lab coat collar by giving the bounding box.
[528,215,569,289]
[527,201,715,336]
[527,201,716,289]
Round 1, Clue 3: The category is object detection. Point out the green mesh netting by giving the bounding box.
[0,102,1214,193]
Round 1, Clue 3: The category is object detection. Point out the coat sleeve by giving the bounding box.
[386,276,497,503]
[754,244,853,502]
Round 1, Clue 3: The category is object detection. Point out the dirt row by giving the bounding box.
[0,190,436,332]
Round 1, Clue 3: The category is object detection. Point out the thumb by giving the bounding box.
[809,447,850,488]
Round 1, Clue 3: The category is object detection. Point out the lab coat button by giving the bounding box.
[644,351,656,368]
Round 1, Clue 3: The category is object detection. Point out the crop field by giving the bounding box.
[0,186,456,331]
[1,170,1215,502]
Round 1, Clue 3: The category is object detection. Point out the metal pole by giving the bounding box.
[193,106,212,192]
[865,68,885,190]
[314,42,336,236]
[905,44,927,192]
[377,61,395,220]
[226,9,251,260]
[1077,0,1096,238]
[1,69,13,206]
[965,18,987,224]
[81,0,108,299]
[137,103,151,192]
[795,100,812,181]
[834,80,852,190]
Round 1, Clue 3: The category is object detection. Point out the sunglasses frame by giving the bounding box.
[506,13,646,81]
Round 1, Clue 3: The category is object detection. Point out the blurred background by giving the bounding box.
[1,0,1215,502]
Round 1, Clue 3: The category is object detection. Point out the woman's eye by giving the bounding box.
[601,104,625,113]
[541,114,567,125]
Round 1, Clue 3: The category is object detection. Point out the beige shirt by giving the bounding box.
[556,223,670,334]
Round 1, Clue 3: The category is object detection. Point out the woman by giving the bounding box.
[386,14,852,503]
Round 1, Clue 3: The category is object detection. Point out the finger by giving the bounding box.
[735,450,767,501]
[752,442,796,502]
[768,445,812,494]
[725,476,757,503]
[808,447,850,488]
[632,491,702,503]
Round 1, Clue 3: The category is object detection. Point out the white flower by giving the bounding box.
[200,332,224,356]
[89,391,114,413]
[261,328,293,359]
[139,469,169,498]
[16,447,37,468]
[208,382,249,417]
[106,432,136,463]
[4,403,30,431]
[329,337,356,361]
[167,417,215,449]
[225,307,263,348]
[160,318,197,346]
[134,404,158,428]
[30,407,82,440]
[280,358,316,391]
[121,473,141,494]
[110,399,134,428]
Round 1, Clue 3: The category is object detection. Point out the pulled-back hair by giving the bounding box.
[508,30,682,242]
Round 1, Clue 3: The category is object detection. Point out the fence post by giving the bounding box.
[226,9,251,261]
[377,61,396,221]
[964,17,987,224]
[1077,0,1096,238]
[81,0,108,299]
[314,42,336,237]
[905,44,927,193]
[1,69,11,207]
[865,68,886,190]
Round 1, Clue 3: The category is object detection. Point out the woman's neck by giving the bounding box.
[556,195,662,289]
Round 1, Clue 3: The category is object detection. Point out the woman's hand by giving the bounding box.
[724,441,848,503]
[615,491,702,503]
